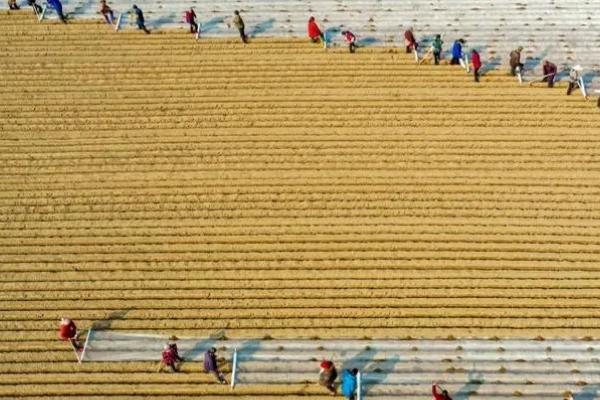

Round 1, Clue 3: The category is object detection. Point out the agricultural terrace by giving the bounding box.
[1,9,600,399]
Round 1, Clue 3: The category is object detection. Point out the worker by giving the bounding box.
[158,336,184,372]
[432,34,443,65]
[58,318,81,351]
[542,60,557,88]
[47,0,67,23]
[99,0,114,24]
[204,347,227,384]
[566,65,583,96]
[8,0,19,10]
[131,5,150,33]
[307,16,324,43]
[341,368,358,400]
[184,7,197,33]
[228,10,247,43]
[451,39,465,65]
[471,49,481,82]
[509,46,524,76]
[433,383,453,400]
[319,360,338,395]
[341,30,357,53]
[404,27,418,53]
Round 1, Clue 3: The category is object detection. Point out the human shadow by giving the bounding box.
[582,70,597,86]
[480,56,502,75]
[357,36,379,47]
[181,338,218,361]
[249,18,275,37]
[454,370,485,400]
[233,339,263,383]
[362,355,401,395]
[91,309,131,331]
[341,346,402,395]
[200,16,225,33]
[573,384,600,400]
[151,12,176,29]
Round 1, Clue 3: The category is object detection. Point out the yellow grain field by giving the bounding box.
[1,9,600,399]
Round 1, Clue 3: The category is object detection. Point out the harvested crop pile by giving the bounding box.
[1,10,600,399]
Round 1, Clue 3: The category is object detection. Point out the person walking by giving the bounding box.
[132,5,150,34]
[471,49,481,82]
[307,16,324,43]
[8,0,19,10]
[451,39,465,65]
[432,34,443,65]
[404,27,418,53]
[184,7,197,34]
[432,383,453,400]
[341,368,358,400]
[318,360,338,395]
[204,347,227,384]
[341,30,357,53]
[228,10,247,43]
[509,46,524,76]
[542,60,557,88]
[58,318,81,351]
[47,0,67,23]
[99,0,114,24]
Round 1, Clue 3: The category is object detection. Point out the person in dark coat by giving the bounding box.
[451,39,465,65]
[509,46,524,76]
[132,5,150,34]
[542,60,557,88]
[404,27,418,53]
[204,347,227,384]
[471,49,482,82]
[319,360,338,395]
[8,0,19,10]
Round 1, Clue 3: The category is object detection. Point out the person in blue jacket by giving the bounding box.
[341,368,359,400]
[450,38,465,65]
[132,5,150,34]
[47,0,67,23]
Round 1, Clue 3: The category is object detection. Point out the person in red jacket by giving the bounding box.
[184,8,197,33]
[341,30,357,53]
[432,383,453,400]
[307,16,324,43]
[404,27,418,53]
[59,318,81,351]
[471,49,482,82]
[542,60,557,88]
[158,336,184,372]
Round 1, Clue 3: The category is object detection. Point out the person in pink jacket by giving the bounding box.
[471,49,482,82]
